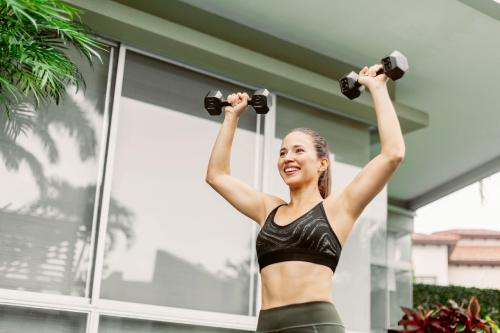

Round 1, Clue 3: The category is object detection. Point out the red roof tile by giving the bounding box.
[449,245,500,265]
[432,229,500,239]
[412,232,459,245]
[412,229,500,245]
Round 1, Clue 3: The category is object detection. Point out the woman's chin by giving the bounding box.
[283,176,301,186]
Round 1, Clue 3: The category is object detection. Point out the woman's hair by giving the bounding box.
[286,127,332,199]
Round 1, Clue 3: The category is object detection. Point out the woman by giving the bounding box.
[205,64,405,332]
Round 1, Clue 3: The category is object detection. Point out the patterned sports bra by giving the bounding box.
[255,201,342,273]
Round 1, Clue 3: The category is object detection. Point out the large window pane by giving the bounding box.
[389,269,412,328]
[100,51,260,315]
[371,264,388,332]
[371,225,387,263]
[99,315,252,333]
[0,306,86,333]
[391,232,412,263]
[0,46,112,296]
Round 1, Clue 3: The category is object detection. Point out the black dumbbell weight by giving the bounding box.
[339,50,409,100]
[204,89,270,115]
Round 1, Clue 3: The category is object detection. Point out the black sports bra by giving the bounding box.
[255,201,342,273]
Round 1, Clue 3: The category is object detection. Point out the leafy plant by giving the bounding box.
[413,283,500,324]
[0,0,107,117]
[391,295,498,333]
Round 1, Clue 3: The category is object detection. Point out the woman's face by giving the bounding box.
[277,131,325,186]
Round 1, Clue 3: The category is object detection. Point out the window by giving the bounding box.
[0,46,111,296]
[415,275,437,284]
[98,51,261,315]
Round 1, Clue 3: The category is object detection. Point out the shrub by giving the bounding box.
[413,283,500,324]
[390,295,498,333]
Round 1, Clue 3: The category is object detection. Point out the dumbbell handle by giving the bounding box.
[360,67,385,80]
[352,67,386,87]
[218,97,257,107]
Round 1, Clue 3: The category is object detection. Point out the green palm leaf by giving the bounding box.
[0,0,108,119]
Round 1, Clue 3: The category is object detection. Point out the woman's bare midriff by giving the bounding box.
[260,261,334,310]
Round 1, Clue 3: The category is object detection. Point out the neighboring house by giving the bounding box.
[412,229,500,289]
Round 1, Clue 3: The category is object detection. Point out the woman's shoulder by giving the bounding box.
[267,195,287,209]
[259,194,287,225]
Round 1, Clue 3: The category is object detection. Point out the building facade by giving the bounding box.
[0,1,416,332]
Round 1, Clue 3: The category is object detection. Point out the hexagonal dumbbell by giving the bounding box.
[339,50,409,100]
[204,89,270,115]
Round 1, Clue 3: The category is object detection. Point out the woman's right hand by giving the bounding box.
[224,92,250,117]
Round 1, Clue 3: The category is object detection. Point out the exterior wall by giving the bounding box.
[448,265,500,289]
[67,0,428,134]
[412,245,449,285]
[276,97,370,167]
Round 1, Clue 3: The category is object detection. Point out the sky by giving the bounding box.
[414,171,500,234]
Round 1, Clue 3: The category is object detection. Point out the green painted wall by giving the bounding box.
[68,0,428,134]
[276,97,370,167]
[67,0,374,167]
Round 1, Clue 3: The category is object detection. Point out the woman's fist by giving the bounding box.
[225,92,250,117]
[357,64,389,91]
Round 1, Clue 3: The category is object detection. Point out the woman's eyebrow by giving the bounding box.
[280,145,304,152]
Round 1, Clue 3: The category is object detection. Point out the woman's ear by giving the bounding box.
[321,158,329,171]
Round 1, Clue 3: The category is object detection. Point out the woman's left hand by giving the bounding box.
[357,64,389,91]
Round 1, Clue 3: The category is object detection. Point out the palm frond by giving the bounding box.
[1,102,35,139]
[0,0,109,117]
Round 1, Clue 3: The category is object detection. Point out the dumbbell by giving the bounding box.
[339,50,409,100]
[204,89,270,115]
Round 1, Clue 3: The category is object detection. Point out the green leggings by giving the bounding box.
[256,300,346,333]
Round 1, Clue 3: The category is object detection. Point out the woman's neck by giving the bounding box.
[288,187,322,208]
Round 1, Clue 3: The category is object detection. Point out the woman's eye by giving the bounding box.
[280,148,304,156]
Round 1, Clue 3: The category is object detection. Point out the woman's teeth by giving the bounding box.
[285,168,300,175]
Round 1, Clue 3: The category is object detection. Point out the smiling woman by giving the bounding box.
[206,93,350,332]
[278,128,332,200]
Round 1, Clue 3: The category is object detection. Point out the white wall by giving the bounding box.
[411,245,448,285]
[448,265,500,289]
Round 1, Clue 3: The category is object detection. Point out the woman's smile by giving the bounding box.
[284,168,300,175]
